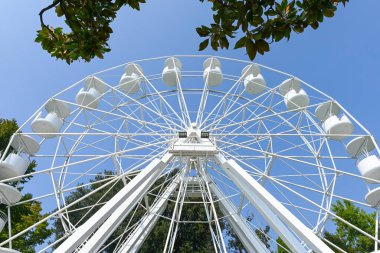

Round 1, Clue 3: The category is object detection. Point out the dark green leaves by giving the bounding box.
[37,0,348,63]
[256,39,270,55]
[196,26,210,37]
[234,36,247,49]
[199,38,209,51]
[324,200,377,252]
[245,39,257,61]
[196,0,348,61]
[37,0,147,64]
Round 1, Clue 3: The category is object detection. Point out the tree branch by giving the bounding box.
[39,0,61,28]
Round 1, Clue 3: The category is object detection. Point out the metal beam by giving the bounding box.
[54,153,173,253]
[209,181,271,253]
[117,176,180,253]
[215,154,333,253]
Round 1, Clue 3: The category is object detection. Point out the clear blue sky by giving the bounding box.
[0,0,379,141]
[0,1,379,249]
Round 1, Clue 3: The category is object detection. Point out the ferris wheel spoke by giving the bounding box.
[0,140,170,186]
[264,172,380,244]
[211,87,276,133]
[267,178,315,229]
[113,101,180,133]
[175,69,191,127]
[139,84,184,131]
[203,85,280,131]
[264,175,370,208]
[210,92,275,140]
[199,67,248,128]
[205,95,324,133]
[216,139,360,184]
[109,86,184,130]
[5,56,379,252]
[203,89,275,132]
[136,69,187,128]
[57,98,179,132]
[0,167,126,247]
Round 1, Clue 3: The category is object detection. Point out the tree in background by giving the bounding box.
[0,119,52,252]
[226,215,273,253]
[324,200,376,253]
[36,0,349,64]
[52,170,276,252]
[276,237,291,253]
[273,200,378,252]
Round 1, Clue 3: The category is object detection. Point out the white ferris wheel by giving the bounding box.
[0,55,380,253]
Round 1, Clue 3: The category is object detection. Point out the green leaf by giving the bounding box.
[245,39,257,60]
[95,51,104,59]
[199,38,209,51]
[293,25,304,33]
[281,0,288,11]
[310,21,319,29]
[234,36,247,49]
[196,26,210,37]
[265,9,277,16]
[256,39,270,55]
[55,6,64,17]
[323,9,335,18]
[213,14,220,23]
[220,36,229,49]
[211,36,218,51]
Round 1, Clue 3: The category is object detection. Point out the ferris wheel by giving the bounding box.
[0,55,380,252]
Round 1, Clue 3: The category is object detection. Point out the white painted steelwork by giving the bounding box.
[0,55,379,253]
[210,181,271,253]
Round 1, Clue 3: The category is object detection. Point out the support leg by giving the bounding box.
[209,181,271,253]
[117,176,180,253]
[215,154,333,253]
[54,153,173,253]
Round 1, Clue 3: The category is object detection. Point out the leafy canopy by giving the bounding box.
[324,200,377,253]
[36,0,348,64]
[51,170,274,252]
[0,119,52,252]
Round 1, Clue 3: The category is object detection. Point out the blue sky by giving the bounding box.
[0,1,379,249]
[0,0,379,142]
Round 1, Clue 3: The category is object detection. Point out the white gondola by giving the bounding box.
[315,101,354,141]
[31,100,71,139]
[365,187,380,206]
[203,57,223,87]
[10,135,40,155]
[119,63,144,93]
[0,183,21,204]
[162,57,182,86]
[279,77,310,111]
[76,76,107,109]
[347,136,380,183]
[0,153,29,182]
[358,155,380,183]
[241,64,266,95]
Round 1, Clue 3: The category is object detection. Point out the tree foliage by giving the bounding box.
[36,0,349,64]
[324,200,377,253]
[52,170,227,251]
[51,170,275,252]
[0,119,52,252]
[226,214,273,253]
[276,237,291,253]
